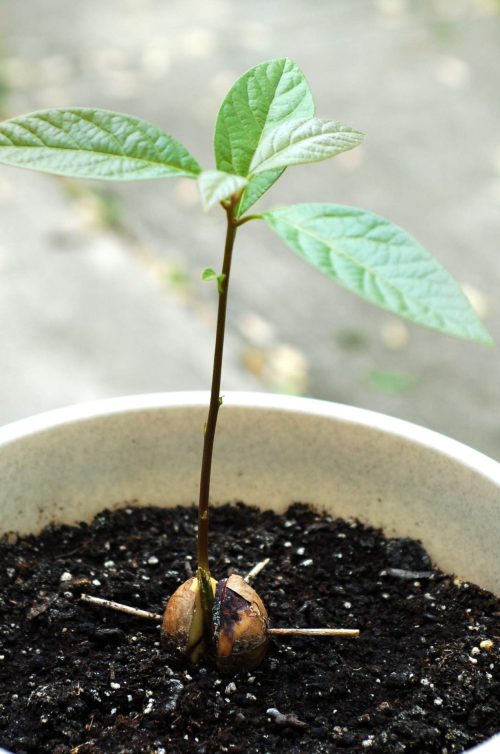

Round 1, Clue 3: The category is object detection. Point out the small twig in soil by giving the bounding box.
[244,557,270,583]
[266,707,309,731]
[80,594,162,622]
[268,627,359,638]
[380,567,435,580]
[184,558,193,578]
[80,594,359,638]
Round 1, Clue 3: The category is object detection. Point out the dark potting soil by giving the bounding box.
[0,503,498,754]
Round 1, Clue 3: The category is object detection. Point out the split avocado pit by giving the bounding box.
[162,573,269,673]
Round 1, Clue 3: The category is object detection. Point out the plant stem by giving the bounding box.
[197,202,238,572]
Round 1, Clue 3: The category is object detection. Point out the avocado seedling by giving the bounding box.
[0,58,491,673]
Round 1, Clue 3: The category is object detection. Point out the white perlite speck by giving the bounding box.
[60,572,72,582]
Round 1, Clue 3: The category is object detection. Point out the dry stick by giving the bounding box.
[80,594,359,637]
[80,594,162,622]
[244,557,270,583]
[268,627,359,638]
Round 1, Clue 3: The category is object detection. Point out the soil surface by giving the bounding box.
[0,503,498,754]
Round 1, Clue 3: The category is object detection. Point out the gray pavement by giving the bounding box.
[0,0,499,459]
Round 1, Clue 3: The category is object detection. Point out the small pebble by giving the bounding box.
[60,572,72,582]
[479,639,494,651]
[164,679,184,713]
[267,707,308,731]
[147,555,159,565]
[225,682,236,695]
[301,559,313,567]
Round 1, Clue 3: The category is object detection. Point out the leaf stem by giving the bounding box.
[197,201,238,572]
[236,213,262,227]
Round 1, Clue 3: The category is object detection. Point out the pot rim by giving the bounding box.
[1,390,499,484]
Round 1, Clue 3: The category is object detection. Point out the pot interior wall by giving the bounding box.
[0,395,499,595]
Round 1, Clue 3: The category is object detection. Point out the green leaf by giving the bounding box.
[202,267,218,281]
[198,170,247,210]
[263,204,493,344]
[249,118,364,174]
[202,267,225,294]
[214,58,314,179]
[236,168,284,217]
[0,108,201,180]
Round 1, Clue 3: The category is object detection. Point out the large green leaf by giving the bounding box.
[0,109,201,180]
[198,170,248,210]
[250,118,364,174]
[214,58,314,179]
[263,204,492,344]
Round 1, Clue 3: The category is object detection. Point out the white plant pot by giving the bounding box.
[0,392,499,754]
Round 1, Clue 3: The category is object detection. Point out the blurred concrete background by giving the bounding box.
[0,0,499,459]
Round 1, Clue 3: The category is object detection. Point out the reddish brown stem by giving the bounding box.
[197,203,238,572]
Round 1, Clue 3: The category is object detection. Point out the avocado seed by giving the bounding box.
[213,574,268,673]
[161,575,216,663]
